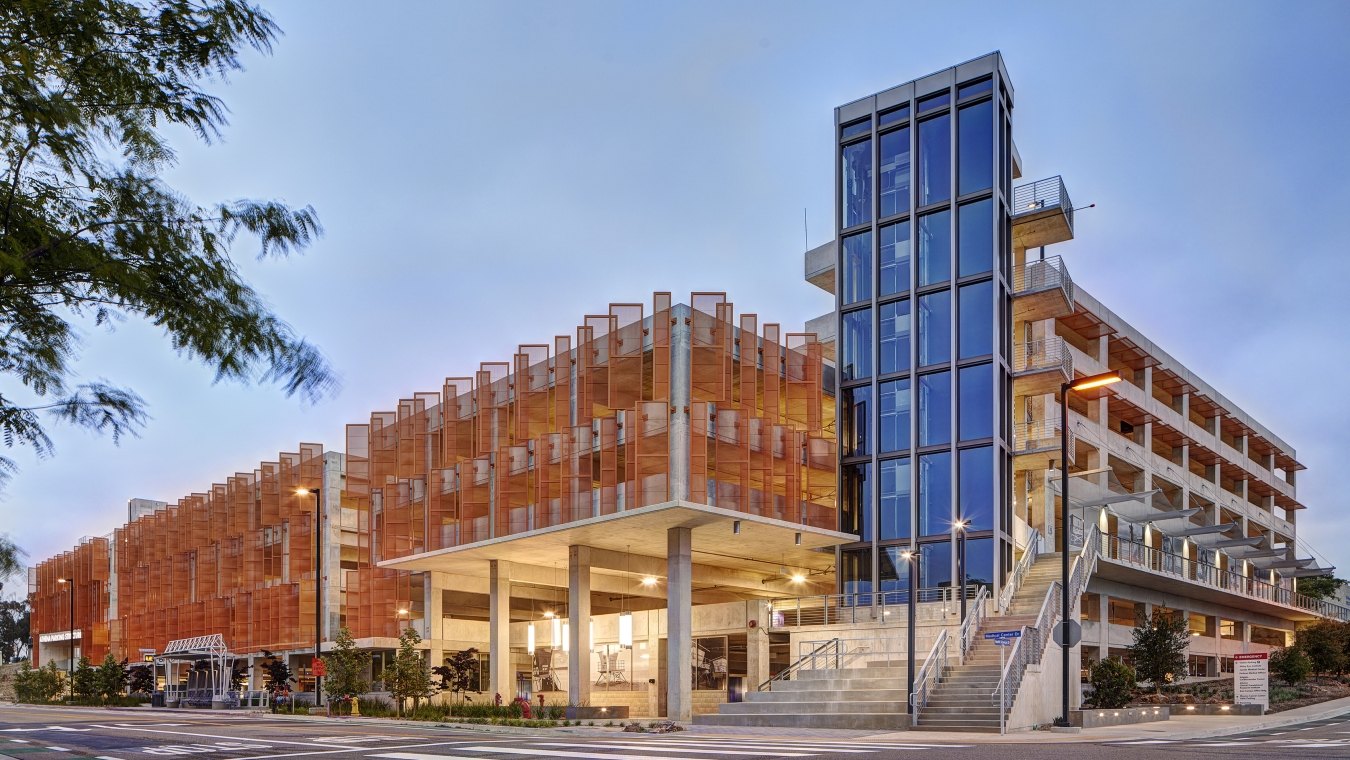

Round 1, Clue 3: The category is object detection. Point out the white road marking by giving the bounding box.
[0,725,91,733]
[599,740,874,753]
[46,747,69,752]
[96,756,128,760]
[462,747,719,760]
[531,741,817,756]
[8,738,30,743]
[231,740,515,760]
[87,724,352,749]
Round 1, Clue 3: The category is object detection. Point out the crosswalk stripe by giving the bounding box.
[461,747,714,760]
[589,740,873,753]
[530,741,817,756]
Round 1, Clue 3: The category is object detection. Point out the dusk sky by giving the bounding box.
[5,0,1349,590]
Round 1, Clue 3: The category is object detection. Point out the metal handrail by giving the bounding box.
[1012,254,1074,305]
[998,529,1041,613]
[1099,534,1350,622]
[959,585,990,659]
[758,638,840,691]
[1012,415,1076,458]
[1013,176,1074,232]
[911,629,950,720]
[1012,336,1073,377]
[768,586,975,628]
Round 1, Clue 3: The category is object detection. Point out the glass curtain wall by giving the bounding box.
[837,69,1013,604]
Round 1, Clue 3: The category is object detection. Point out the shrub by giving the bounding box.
[356,697,396,717]
[71,657,99,701]
[1270,647,1313,685]
[1088,658,1136,709]
[13,661,64,703]
[1295,620,1350,675]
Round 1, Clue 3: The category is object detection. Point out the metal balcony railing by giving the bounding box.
[1013,175,1074,232]
[1098,534,1350,622]
[1012,336,1073,378]
[1012,254,1075,303]
[1012,413,1075,457]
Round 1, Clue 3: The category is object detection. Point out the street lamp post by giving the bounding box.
[954,520,970,622]
[901,547,918,715]
[296,487,323,708]
[57,577,73,698]
[1056,370,1121,727]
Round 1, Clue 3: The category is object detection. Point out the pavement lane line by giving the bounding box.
[460,746,718,760]
[583,740,872,753]
[529,741,817,756]
[85,724,353,749]
[230,739,516,760]
[646,740,954,749]
[46,747,69,751]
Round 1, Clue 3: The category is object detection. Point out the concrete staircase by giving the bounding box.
[693,663,910,730]
[911,555,1060,732]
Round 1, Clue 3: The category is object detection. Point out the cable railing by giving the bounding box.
[998,529,1041,613]
[1013,175,1074,232]
[1012,254,1075,305]
[1098,534,1350,622]
[1012,414,1075,458]
[910,629,950,719]
[1012,336,1073,378]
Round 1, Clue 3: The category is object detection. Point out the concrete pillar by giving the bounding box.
[426,572,446,669]
[489,560,512,700]
[669,305,691,502]
[667,527,692,721]
[646,609,661,718]
[746,600,771,690]
[568,546,592,706]
[1097,593,1110,663]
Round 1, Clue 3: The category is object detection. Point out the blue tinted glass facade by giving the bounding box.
[835,57,1011,601]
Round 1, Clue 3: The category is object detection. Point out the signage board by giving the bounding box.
[983,629,1022,646]
[1234,652,1269,711]
[312,658,326,678]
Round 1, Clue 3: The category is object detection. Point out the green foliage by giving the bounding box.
[322,626,368,705]
[432,647,479,701]
[0,535,23,595]
[12,660,64,702]
[259,649,295,704]
[1270,647,1313,686]
[356,697,396,717]
[1295,620,1350,675]
[0,0,336,487]
[127,664,154,695]
[389,626,432,715]
[71,655,97,700]
[1297,576,1347,601]
[1129,609,1191,692]
[0,598,29,662]
[95,653,127,699]
[1087,658,1136,708]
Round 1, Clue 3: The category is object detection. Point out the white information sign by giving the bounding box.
[1233,652,1269,711]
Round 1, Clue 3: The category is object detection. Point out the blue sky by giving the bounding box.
[6,0,1350,586]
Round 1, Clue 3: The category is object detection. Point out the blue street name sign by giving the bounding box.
[983,629,1022,646]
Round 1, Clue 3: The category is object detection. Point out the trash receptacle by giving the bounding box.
[151,691,165,708]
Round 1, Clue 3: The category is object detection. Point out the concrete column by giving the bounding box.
[669,305,691,501]
[489,560,512,700]
[426,572,446,669]
[1097,593,1110,663]
[646,609,661,718]
[746,600,771,690]
[568,546,592,706]
[667,527,692,721]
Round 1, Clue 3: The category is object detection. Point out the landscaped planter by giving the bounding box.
[1165,703,1264,716]
[565,706,629,720]
[1070,706,1170,728]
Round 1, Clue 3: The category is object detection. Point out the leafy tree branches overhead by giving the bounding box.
[0,0,336,484]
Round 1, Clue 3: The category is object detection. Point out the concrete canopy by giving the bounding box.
[379,500,855,586]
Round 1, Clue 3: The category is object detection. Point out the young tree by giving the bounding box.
[1128,609,1190,693]
[12,660,63,703]
[1270,646,1313,686]
[258,650,295,711]
[432,647,480,704]
[0,599,29,662]
[1087,658,1136,709]
[389,627,431,716]
[71,655,98,700]
[322,626,368,711]
[1295,620,1350,675]
[0,0,336,487]
[0,536,22,593]
[127,664,155,695]
[95,653,127,700]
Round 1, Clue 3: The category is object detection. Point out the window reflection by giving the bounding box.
[841,140,872,228]
[879,379,911,453]
[918,371,951,446]
[918,115,951,206]
[840,308,872,381]
[959,446,994,532]
[879,127,911,218]
[841,385,871,458]
[880,221,911,296]
[958,100,993,195]
[879,299,911,375]
[841,462,873,541]
[958,363,993,441]
[918,211,951,286]
[957,199,993,277]
[920,541,952,589]
[917,290,951,367]
[880,458,911,541]
[841,231,872,304]
[958,280,993,359]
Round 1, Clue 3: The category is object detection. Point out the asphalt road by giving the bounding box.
[3,704,1350,760]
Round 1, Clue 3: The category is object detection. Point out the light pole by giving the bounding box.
[1056,370,1121,727]
[900,547,918,715]
[56,577,73,698]
[954,520,970,621]
[296,486,323,708]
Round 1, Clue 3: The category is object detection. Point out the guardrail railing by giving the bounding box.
[1013,175,1074,232]
[769,585,981,628]
[959,584,990,660]
[911,629,950,721]
[758,638,840,691]
[1012,336,1073,378]
[1012,415,1075,458]
[1012,255,1075,307]
[998,529,1041,614]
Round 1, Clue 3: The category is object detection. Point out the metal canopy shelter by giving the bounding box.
[155,633,236,706]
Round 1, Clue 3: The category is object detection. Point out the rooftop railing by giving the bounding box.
[1013,175,1074,232]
